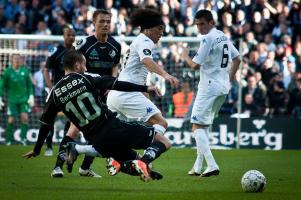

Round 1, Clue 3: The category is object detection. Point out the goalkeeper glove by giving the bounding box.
[0,97,4,111]
[28,95,35,107]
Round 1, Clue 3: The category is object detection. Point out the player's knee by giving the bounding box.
[21,116,28,123]
[8,117,15,124]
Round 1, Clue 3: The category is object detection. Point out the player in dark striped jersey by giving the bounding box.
[23,50,171,182]
[51,9,121,178]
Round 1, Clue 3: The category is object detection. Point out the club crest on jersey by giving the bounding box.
[143,49,151,56]
[109,50,116,58]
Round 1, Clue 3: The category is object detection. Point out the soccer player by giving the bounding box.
[0,54,34,146]
[51,9,121,178]
[23,50,170,182]
[181,10,241,177]
[43,26,76,157]
[107,9,179,140]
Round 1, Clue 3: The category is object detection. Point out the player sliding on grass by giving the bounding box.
[23,50,171,182]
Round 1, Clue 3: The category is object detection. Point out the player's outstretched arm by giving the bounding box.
[142,57,179,88]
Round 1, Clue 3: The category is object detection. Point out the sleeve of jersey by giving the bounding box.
[137,39,154,61]
[192,35,213,66]
[75,38,87,51]
[93,76,147,92]
[39,93,58,126]
[46,47,57,69]
[230,42,240,59]
[34,93,58,154]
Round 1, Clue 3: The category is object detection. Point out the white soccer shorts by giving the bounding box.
[190,93,227,125]
[107,90,161,122]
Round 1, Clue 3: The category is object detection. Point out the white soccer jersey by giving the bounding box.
[118,33,154,85]
[192,28,240,95]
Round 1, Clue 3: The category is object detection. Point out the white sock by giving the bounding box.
[75,145,102,157]
[192,150,203,173]
[194,128,218,169]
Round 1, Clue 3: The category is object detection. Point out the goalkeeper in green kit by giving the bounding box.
[0,54,34,145]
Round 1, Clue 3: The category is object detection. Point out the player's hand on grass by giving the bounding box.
[147,86,162,97]
[0,97,4,111]
[23,150,38,159]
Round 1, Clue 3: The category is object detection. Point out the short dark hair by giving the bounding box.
[131,8,164,30]
[62,25,74,33]
[194,9,214,22]
[92,9,112,22]
[63,50,84,70]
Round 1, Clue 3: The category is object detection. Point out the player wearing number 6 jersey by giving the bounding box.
[181,10,241,177]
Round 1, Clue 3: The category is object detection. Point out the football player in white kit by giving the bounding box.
[181,10,241,177]
[107,9,179,136]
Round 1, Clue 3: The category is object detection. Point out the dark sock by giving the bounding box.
[81,156,95,170]
[46,127,54,149]
[54,135,74,169]
[141,141,167,164]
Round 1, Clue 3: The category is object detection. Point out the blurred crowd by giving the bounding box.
[0,0,301,118]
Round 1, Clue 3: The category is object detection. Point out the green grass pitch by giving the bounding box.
[0,146,300,200]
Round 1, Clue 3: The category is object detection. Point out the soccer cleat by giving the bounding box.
[149,170,163,180]
[188,168,201,176]
[106,158,121,176]
[51,166,64,178]
[131,160,151,182]
[79,167,102,178]
[201,167,220,177]
[66,142,78,173]
[44,148,53,156]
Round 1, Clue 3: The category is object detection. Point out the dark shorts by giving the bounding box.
[92,117,155,160]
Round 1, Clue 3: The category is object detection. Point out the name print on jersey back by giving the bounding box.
[54,77,87,103]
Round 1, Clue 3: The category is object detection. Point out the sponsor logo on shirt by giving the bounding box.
[89,49,99,59]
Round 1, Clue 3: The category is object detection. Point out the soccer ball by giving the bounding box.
[241,170,266,192]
